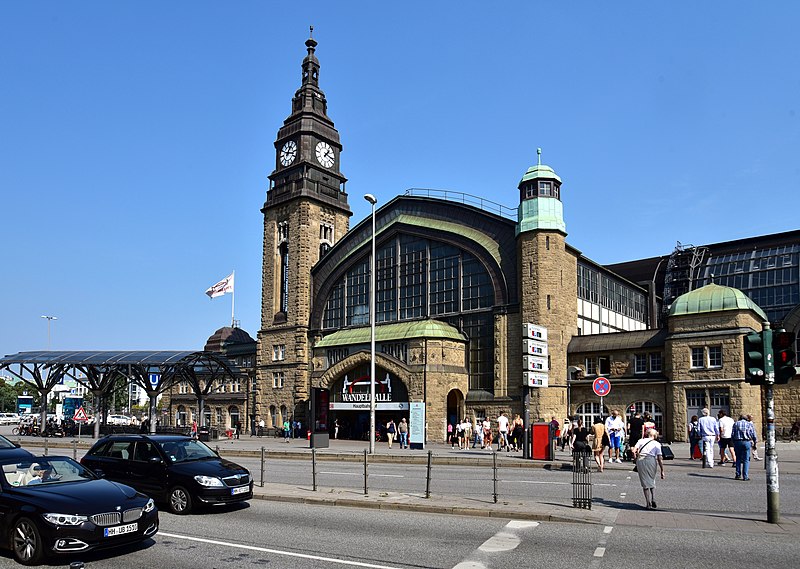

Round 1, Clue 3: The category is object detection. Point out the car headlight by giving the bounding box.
[42,513,88,526]
[193,475,224,487]
[143,498,156,513]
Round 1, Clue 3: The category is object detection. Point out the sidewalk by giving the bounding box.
[13,432,800,534]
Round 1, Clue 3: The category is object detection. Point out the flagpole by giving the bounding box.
[231,270,235,327]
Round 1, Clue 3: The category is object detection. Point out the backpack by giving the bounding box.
[690,422,700,440]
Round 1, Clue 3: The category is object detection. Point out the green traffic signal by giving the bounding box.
[743,331,766,385]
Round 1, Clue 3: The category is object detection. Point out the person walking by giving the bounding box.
[569,418,589,453]
[632,428,665,509]
[447,422,455,447]
[591,417,607,473]
[717,410,736,465]
[472,418,483,449]
[731,414,757,481]
[191,419,198,440]
[398,417,409,449]
[283,419,291,442]
[746,415,761,460]
[687,415,702,459]
[497,412,510,451]
[605,410,625,463]
[628,411,644,449]
[511,415,524,452]
[698,408,719,467]
[482,417,493,450]
[386,419,397,449]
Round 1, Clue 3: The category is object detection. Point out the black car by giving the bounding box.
[81,435,253,514]
[0,434,34,460]
[0,455,158,565]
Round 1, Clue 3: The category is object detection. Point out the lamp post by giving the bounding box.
[364,193,378,454]
[41,315,57,350]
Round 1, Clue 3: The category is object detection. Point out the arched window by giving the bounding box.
[575,402,608,428]
[229,406,240,429]
[280,405,288,426]
[269,405,277,429]
[627,401,664,433]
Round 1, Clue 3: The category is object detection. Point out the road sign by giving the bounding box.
[523,355,549,372]
[592,377,611,397]
[524,371,549,388]
[522,323,548,341]
[73,406,89,422]
[522,339,548,356]
[149,373,161,388]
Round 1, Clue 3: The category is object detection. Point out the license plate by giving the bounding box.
[104,523,138,537]
[231,486,249,495]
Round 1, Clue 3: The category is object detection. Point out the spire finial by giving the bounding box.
[537,147,542,166]
[309,25,314,38]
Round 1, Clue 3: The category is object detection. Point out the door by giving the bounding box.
[129,440,169,500]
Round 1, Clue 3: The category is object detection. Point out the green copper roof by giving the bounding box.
[520,164,561,184]
[315,319,466,348]
[668,283,768,321]
[516,197,566,234]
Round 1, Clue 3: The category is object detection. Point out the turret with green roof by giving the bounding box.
[516,148,566,235]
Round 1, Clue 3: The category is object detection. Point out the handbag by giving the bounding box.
[586,434,595,445]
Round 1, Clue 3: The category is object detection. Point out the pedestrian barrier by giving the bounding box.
[572,449,592,509]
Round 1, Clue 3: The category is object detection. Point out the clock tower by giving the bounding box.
[258,29,352,425]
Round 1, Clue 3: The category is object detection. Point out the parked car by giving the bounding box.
[80,434,253,515]
[0,434,35,460]
[0,412,20,425]
[0,455,158,565]
[106,415,132,426]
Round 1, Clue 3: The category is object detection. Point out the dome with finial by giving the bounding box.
[668,283,767,320]
[520,148,561,184]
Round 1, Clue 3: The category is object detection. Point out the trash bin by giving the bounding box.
[198,425,210,442]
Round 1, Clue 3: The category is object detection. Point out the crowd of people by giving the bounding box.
[447,412,527,452]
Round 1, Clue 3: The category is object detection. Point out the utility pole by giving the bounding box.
[762,322,780,524]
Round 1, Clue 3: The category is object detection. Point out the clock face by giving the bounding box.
[315,142,335,168]
[279,141,297,167]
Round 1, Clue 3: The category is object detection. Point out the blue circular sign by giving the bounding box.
[592,377,611,397]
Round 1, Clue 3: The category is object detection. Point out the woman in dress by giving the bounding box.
[591,417,606,472]
[632,428,665,509]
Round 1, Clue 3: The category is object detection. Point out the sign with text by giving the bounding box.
[522,339,548,356]
[524,371,549,388]
[523,355,549,372]
[522,323,548,341]
[409,402,425,447]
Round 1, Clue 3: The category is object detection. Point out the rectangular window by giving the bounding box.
[323,282,344,329]
[634,354,647,374]
[708,346,722,368]
[598,356,610,375]
[272,372,284,389]
[399,237,427,320]
[649,352,662,373]
[376,243,397,323]
[429,243,459,315]
[272,345,286,361]
[231,377,241,393]
[691,347,705,369]
[585,357,597,375]
[461,253,492,311]
[346,258,370,325]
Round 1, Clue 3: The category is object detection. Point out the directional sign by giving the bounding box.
[523,355,549,372]
[524,371,549,388]
[73,406,89,422]
[592,377,611,397]
[149,373,161,388]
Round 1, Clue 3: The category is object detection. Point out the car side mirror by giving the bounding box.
[148,457,163,464]
[12,443,20,448]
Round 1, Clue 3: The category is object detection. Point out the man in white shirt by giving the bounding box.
[605,410,626,463]
[698,408,720,468]
[497,412,509,451]
[717,410,736,466]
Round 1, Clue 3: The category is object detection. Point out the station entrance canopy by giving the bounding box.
[0,350,242,433]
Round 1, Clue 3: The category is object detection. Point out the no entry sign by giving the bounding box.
[592,377,611,397]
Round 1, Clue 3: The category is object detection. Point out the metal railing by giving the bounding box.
[404,188,516,220]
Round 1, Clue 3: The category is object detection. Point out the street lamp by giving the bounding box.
[364,193,378,454]
[40,315,58,350]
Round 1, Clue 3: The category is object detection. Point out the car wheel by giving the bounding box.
[168,486,193,514]
[12,517,45,566]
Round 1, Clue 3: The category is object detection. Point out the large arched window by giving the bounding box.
[575,402,608,428]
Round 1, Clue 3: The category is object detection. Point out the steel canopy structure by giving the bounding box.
[0,350,243,436]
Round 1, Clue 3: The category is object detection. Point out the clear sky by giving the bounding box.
[2,2,798,355]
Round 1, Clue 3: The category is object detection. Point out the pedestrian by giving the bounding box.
[334,418,340,440]
[511,415,524,452]
[633,428,665,509]
[687,415,701,459]
[398,417,409,448]
[717,410,736,465]
[283,419,291,442]
[569,418,589,453]
[459,417,470,450]
[731,414,757,480]
[641,413,655,441]
[698,408,720,467]
[746,415,761,460]
[258,417,265,437]
[561,415,574,451]
[447,422,454,447]
[235,420,241,439]
[591,417,606,473]
[605,410,625,463]
[482,417,493,450]
[497,412,510,451]
[628,410,644,449]
[191,419,198,440]
[386,419,397,449]
[549,416,560,446]
[473,418,483,448]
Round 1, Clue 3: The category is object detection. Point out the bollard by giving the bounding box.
[44,437,48,457]
[363,449,368,496]
[312,448,317,491]
[492,450,498,503]
[572,450,592,509]
[425,450,432,499]
[260,447,265,487]
[72,440,77,460]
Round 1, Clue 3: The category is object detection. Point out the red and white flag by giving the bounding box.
[205,272,234,298]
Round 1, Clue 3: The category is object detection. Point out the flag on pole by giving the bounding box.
[205,272,234,298]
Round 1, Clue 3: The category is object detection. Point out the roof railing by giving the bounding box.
[404,188,516,220]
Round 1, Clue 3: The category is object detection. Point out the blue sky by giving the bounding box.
[2,2,798,354]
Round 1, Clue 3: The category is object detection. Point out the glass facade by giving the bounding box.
[577,262,646,322]
[701,244,799,324]
[322,234,495,391]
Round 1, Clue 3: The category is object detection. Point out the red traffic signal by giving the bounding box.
[773,331,797,384]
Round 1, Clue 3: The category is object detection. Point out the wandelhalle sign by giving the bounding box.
[329,373,409,411]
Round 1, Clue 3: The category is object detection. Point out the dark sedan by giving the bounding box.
[0,434,34,460]
[0,456,158,565]
[81,434,253,514]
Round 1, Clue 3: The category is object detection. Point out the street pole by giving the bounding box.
[364,194,378,454]
[522,386,530,459]
[41,315,57,350]
[762,322,780,523]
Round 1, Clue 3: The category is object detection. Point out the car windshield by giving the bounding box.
[157,439,217,463]
[0,436,17,450]
[3,457,95,488]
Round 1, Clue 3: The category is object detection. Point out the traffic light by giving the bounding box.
[743,331,766,385]
[773,330,797,385]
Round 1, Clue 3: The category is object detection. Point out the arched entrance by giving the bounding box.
[446,389,465,433]
[328,364,410,440]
